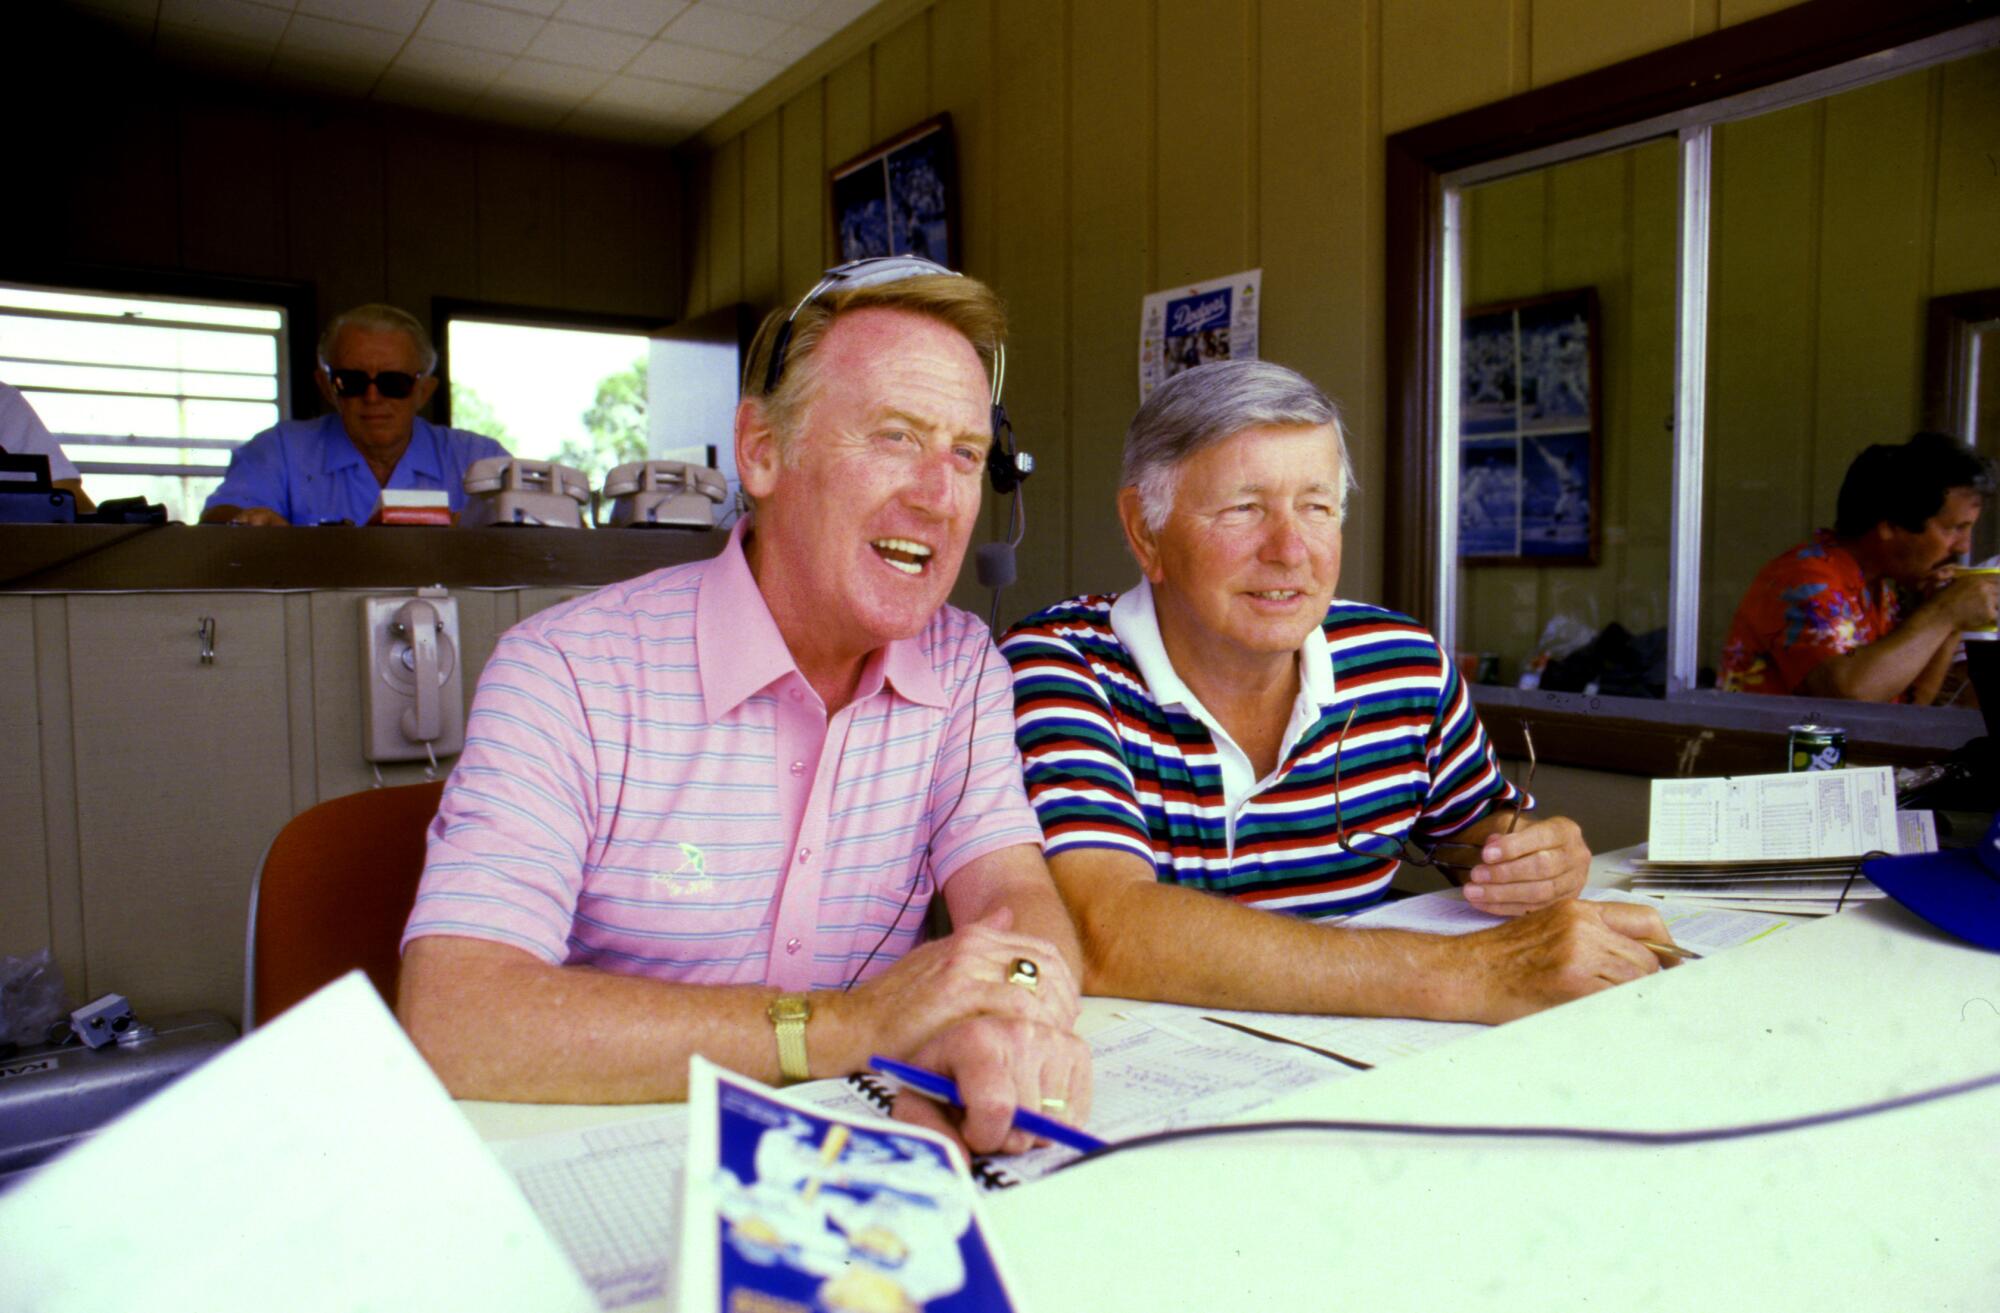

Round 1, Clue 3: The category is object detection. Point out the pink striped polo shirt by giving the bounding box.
[401,519,1044,990]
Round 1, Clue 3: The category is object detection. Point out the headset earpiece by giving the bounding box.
[986,402,1033,496]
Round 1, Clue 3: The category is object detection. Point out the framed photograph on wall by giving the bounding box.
[1457,287,1602,565]
[829,114,959,268]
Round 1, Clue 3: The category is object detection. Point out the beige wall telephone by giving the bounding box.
[360,587,465,767]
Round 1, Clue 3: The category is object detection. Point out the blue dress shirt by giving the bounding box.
[204,414,510,524]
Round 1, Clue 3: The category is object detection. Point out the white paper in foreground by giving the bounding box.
[0,971,594,1313]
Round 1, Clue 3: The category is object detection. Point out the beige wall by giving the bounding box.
[0,588,593,1023]
[678,0,1807,630]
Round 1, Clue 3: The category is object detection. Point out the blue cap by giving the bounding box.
[1862,814,2000,951]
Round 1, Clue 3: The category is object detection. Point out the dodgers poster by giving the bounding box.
[1139,269,1262,399]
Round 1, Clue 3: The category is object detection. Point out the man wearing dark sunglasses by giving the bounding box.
[201,303,507,526]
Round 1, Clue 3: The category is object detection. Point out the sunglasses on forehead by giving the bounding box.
[322,365,429,400]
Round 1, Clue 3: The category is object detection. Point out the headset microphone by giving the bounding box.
[975,541,1016,589]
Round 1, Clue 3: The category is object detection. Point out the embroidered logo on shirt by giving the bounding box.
[649,841,714,895]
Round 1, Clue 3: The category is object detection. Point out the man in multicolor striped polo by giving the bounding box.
[398,262,1088,1155]
[1001,360,1674,1024]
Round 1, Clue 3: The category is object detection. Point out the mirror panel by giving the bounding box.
[1454,136,1680,695]
[1702,49,2000,696]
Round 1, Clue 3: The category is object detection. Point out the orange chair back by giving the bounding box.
[246,780,445,1028]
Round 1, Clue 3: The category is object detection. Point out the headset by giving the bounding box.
[760,256,1033,622]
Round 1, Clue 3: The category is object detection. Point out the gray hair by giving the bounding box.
[1122,359,1354,531]
[318,303,438,374]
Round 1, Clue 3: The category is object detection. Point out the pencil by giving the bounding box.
[1638,939,1703,961]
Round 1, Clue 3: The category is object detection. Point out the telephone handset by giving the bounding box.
[361,587,465,770]
[602,460,729,529]
[394,598,443,743]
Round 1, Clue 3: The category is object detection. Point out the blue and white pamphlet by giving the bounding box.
[676,1057,1023,1313]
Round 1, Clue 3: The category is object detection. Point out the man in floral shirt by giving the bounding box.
[1720,433,1995,703]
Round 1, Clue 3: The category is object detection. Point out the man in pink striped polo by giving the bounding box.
[398,261,1088,1156]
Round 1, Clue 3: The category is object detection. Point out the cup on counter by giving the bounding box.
[1958,566,1999,638]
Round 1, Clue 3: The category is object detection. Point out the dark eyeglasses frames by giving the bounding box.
[1330,706,1537,878]
[323,366,427,400]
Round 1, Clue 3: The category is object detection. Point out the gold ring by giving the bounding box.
[1038,1096,1067,1114]
[1006,958,1040,992]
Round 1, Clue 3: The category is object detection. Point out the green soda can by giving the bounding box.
[1787,724,1845,772]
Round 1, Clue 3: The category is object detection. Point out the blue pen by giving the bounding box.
[869,1056,1107,1154]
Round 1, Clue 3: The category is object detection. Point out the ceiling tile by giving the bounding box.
[707,53,781,93]
[159,0,290,45]
[553,0,686,38]
[478,0,562,15]
[676,83,738,122]
[526,20,647,70]
[389,36,516,87]
[417,0,546,55]
[487,55,609,98]
[295,0,428,35]
[589,73,696,113]
[279,13,406,62]
[755,23,823,66]
[799,0,873,34]
[627,37,737,86]
[663,3,784,55]
[703,0,815,22]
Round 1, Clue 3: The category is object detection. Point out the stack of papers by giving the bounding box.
[1631,766,1934,915]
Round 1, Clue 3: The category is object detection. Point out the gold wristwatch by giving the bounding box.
[767,993,811,1083]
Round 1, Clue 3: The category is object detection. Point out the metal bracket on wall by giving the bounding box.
[196,616,216,665]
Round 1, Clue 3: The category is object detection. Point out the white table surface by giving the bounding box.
[983,898,2000,1312]
[463,868,1999,1311]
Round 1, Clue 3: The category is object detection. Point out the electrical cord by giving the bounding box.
[842,642,990,991]
[1050,1065,2000,1175]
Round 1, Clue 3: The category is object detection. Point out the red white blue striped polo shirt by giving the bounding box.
[1000,588,1523,919]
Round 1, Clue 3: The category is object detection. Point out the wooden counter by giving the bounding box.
[0,524,729,592]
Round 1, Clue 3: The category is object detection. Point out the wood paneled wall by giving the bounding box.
[0,586,595,1022]
[678,0,1807,627]
[3,11,684,361]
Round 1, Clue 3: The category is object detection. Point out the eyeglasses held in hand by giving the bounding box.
[324,367,427,399]
[1330,705,1536,878]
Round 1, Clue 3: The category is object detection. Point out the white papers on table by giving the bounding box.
[991,1014,1347,1183]
[1118,890,1796,1071]
[1646,766,1898,862]
[0,972,595,1313]
[489,1080,900,1311]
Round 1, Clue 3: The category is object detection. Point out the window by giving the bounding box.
[443,316,654,491]
[1387,4,2000,770]
[0,283,287,522]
